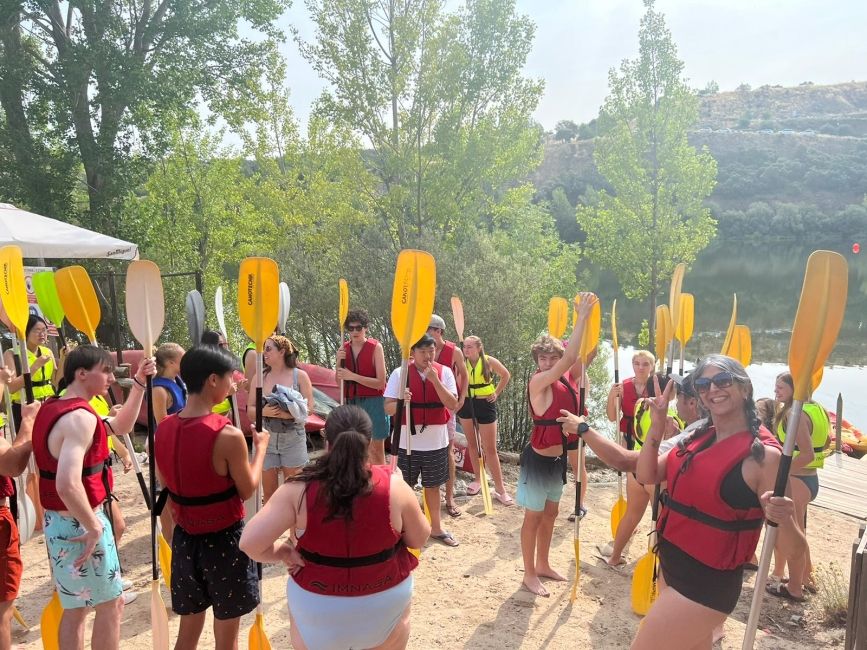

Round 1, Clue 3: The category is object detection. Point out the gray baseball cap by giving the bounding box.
[428,314,446,331]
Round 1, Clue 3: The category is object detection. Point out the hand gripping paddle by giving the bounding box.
[741,251,847,649]
[237,257,279,650]
[125,260,169,650]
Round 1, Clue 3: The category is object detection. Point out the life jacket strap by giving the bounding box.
[298,541,404,568]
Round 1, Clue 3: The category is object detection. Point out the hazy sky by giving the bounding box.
[276,0,867,131]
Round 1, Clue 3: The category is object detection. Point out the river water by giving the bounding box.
[587,242,866,428]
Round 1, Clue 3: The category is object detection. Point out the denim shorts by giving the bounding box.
[263,417,308,470]
[44,509,122,609]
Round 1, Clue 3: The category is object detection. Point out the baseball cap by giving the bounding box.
[668,372,697,398]
[428,314,446,331]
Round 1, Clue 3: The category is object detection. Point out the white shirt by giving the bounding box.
[384,363,457,451]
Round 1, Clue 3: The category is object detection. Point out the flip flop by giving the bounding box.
[594,555,626,569]
[445,503,462,518]
[494,492,514,506]
[766,582,806,603]
[432,531,459,547]
[596,542,614,558]
[466,481,481,496]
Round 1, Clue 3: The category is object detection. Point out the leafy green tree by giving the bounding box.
[697,80,719,96]
[576,0,717,340]
[0,0,288,234]
[554,120,579,142]
[299,0,544,249]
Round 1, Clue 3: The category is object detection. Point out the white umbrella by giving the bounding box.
[0,203,138,260]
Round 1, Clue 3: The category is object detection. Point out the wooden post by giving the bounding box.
[846,523,866,650]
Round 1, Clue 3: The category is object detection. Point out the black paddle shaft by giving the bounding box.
[146,375,158,579]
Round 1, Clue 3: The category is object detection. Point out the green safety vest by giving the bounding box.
[776,402,830,470]
[465,358,495,398]
[12,347,56,403]
[634,400,684,449]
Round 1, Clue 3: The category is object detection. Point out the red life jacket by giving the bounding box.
[0,477,13,499]
[154,413,244,534]
[344,338,384,399]
[33,397,112,510]
[529,373,579,450]
[294,465,418,596]
[658,426,781,570]
[408,362,450,426]
[620,378,646,440]
[435,341,456,370]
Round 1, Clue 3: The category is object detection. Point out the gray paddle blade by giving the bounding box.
[185,289,206,344]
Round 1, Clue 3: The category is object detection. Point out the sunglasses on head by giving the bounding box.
[347,325,364,332]
[693,371,735,393]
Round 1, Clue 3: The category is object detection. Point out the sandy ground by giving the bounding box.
[11,462,857,649]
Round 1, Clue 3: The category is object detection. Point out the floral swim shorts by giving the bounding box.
[44,509,123,609]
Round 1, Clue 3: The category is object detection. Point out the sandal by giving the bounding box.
[431,531,459,547]
[596,542,614,558]
[494,491,514,506]
[445,503,462,518]
[466,481,481,496]
[595,556,626,569]
[766,582,806,602]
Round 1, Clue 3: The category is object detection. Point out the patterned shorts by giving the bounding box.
[44,509,122,609]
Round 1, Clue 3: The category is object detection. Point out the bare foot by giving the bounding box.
[522,575,550,596]
[536,566,567,581]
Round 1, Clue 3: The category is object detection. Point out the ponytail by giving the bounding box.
[290,405,374,520]
[744,395,766,463]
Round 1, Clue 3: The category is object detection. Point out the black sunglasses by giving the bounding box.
[347,325,365,332]
[693,371,735,393]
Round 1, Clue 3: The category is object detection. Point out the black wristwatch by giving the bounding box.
[577,422,590,435]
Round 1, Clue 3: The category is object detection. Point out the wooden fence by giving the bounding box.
[845,523,867,649]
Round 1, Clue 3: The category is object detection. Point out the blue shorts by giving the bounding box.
[44,509,122,609]
[347,396,391,441]
[287,575,412,650]
[516,446,566,512]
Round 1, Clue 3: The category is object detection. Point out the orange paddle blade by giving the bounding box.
[611,299,619,353]
[547,297,568,339]
[631,551,658,615]
[788,251,848,401]
[125,261,165,352]
[720,293,737,355]
[451,295,465,342]
[675,293,694,344]
[249,612,272,650]
[390,250,436,358]
[237,258,280,353]
[610,496,627,538]
[576,294,601,362]
[40,590,62,650]
[0,246,29,337]
[56,265,101,344]
[728,324,752,367]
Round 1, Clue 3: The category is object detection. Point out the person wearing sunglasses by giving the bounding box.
[335,309,389,465]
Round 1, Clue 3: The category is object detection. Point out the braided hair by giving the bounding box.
[676,354,765,463]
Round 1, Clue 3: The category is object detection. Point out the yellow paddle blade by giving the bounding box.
[125,261,165,353]
[249,613,272,650]
[675,293,694,344]
[40,590,62,650]
[158,532,172,590]
[33,271,66,329]
[788,251,848,401]
[548,297,568,339]
[654,305,671,368]
[611,299,619,353]
[390,250,436,358]
[630,551,658,616]
[338,278,349,325]
[478,456,494,516]
[151,580,169,650]
[56,265,101,344]
[668,263,685,336]
[0,246,29,337]
[576,294,601,362]
[720,293,737,355]
[610,497,627,538]
[728,325,752,367]
[570,539,580,602]
[451,295,465,342]
[12,606,28,630]
[812,366,824,393]
[237,258,280,352]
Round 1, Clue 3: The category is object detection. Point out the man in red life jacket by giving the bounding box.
[154,345,268,649]
[336,309,389,464]
[520,293,597,596]
[0,367,39,650]
[32,345,155,649]
[384,334,460,548]
[426,314,468,518]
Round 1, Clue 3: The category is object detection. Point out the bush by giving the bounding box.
[814,562,848,627]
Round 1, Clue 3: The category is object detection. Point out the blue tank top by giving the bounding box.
[153,376,187,415]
